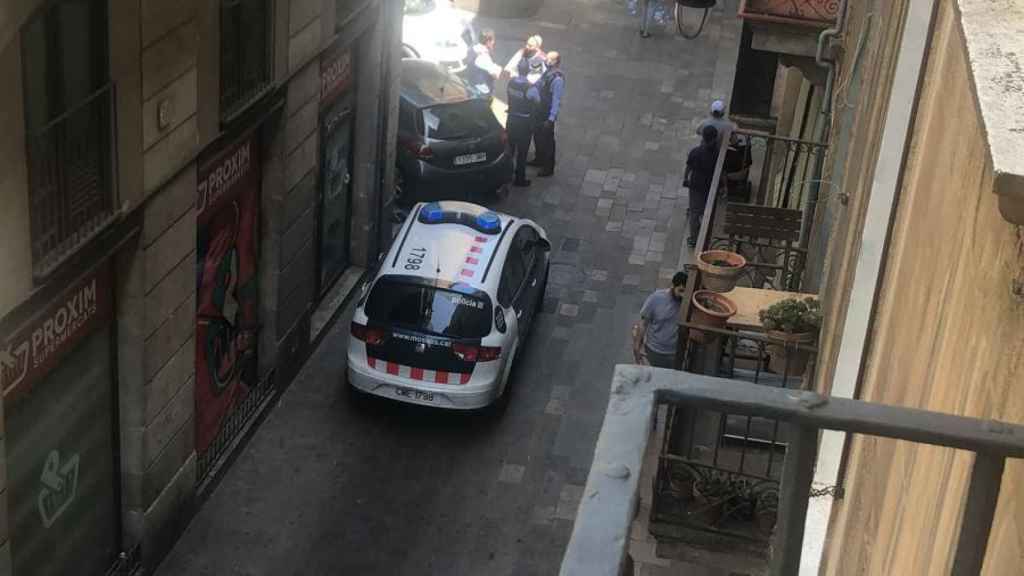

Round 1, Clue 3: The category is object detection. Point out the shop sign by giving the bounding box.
[321,48,353,105]
[0,263,113,400]
[197,133,258,221]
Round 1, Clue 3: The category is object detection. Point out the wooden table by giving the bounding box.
[722,286,818,331]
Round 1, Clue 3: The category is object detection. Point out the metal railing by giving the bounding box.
[738,0,840,27]
[734,128,829,211]
[25,85,116,278]
[560,365,1024,576]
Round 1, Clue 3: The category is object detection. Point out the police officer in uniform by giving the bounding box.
[507,59,540,187]
[531,51,564,177]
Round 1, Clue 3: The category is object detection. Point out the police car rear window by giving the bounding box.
[422,100,499,141]
[365,279,492,339]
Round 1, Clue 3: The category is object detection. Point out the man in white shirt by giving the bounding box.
[465,29,502,96]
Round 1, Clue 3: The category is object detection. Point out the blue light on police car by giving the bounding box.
[476,211,501,232]
[421,202,444,223]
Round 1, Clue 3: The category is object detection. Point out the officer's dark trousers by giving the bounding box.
[534,121,556,173]
[508,117,532,183]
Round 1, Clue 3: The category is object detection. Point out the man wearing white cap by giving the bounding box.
[697,100,737,145]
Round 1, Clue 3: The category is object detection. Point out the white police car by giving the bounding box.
[348,201,550,409]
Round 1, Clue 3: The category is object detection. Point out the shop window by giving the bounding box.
[220,0,271,118]
[21,0,114,279]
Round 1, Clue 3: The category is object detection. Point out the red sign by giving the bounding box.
[197,132,259,223]
[1,264,113,400]
[321,48,353,104]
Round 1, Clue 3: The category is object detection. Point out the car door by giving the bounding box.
[514,227,545,331]
[497,231,528,345]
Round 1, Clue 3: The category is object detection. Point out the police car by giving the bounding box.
[347,201,550,409]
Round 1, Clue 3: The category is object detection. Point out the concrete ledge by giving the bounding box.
[453,0,543,19]
[956,0,1024,224]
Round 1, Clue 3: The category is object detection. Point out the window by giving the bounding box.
[21,0,114,277]
[421,101,501,141]
[498,230,536,306]
[221,0,271,118]
[365,279,492,338]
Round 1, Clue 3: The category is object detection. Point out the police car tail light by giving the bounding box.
[351,322,387,346]
[452,343,500,362]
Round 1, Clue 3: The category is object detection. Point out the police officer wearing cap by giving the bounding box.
[531,51,564,177]
[507,58,541,187]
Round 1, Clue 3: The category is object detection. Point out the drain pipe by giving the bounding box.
[798,0,848,248]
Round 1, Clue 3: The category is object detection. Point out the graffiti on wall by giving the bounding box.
[195,132,261,454]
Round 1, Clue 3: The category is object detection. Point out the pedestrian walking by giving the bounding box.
[633,271,689,368]
[529,51,564,177]
[685,125,721,247]
[504,35,547,84]
[465,28,502,96]
[507,59,541,187]
[639,0,654,37]
[696,100,737,145]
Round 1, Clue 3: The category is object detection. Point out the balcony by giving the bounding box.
[738,0,839,28]
[25,85,117,280]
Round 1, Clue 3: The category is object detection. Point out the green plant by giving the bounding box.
[759,297,822,334]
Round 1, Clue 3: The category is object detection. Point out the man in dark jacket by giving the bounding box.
[685,125,720,247]
[530,51,564,177]
[507,59,541,187]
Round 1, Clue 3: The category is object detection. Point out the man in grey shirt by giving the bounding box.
[696,100,737,145]
[633,271,688,368]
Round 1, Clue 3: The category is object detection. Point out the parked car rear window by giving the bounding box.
[365,279,492,338]
[421,100,500,141]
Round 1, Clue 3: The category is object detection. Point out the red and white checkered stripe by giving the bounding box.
[457,235,491,280]
[367,356,472,385]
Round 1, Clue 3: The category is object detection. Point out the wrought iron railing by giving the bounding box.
[732,128,828,211]
[738,0,840,28]
[560,366,1024,576]
[25,85,116,279]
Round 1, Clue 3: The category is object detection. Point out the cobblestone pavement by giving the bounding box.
[156,1,739,575]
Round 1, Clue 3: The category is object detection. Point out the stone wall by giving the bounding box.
[820,1,1024,574]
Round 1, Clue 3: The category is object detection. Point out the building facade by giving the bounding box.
[0,0,402,572]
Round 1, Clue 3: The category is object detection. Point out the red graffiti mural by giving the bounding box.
[195,132,261,454]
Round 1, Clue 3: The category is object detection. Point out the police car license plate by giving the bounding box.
[454,152,487,166]
[395,387,434,402]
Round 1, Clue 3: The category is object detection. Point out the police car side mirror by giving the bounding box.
[538,238,551,251]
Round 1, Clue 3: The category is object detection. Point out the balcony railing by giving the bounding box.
[560,366,1024,576]
[25,85,116,279]
[738,0,840,28]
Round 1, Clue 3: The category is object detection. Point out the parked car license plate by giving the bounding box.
[395,387,434,402]
[454,152,487,166]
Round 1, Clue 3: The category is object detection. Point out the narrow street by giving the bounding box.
[156,1,739,574]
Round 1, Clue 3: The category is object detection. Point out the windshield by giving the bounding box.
[403,0,436,15]
[365,279,492,338]
[421,100,499,141]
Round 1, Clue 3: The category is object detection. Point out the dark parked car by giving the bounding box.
[395,58,512,205]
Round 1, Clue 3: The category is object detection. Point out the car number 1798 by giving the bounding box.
[395,387,434,402]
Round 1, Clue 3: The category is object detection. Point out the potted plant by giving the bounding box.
[689,471,732,527]
[758,297,822,376]
[689,290,737,343]
[696,249,747,292]
[753,485,779,537]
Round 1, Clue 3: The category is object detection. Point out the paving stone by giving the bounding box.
[582,290,599,303]
[606,221,623,232]
[558,303,579,318]
[551,326,570,341]
[589,269,609,282]
[629,253,647,266]
[561,238,581,252]
[499,463,526,484]
[545,398,566,416]
[622,274,640,286]
[584,169,607,184]
[554,484,585,521]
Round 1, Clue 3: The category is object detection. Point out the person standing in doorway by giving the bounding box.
[465,28,502,96]
[685,125,720,247]
[530,51,564,177]
[633,271,689,368]
[507,58,540,187]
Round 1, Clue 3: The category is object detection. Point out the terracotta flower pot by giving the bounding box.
[689,291,737,344]
[766,330,816,378]
[689,483,726,527]
[696,250,747,293]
